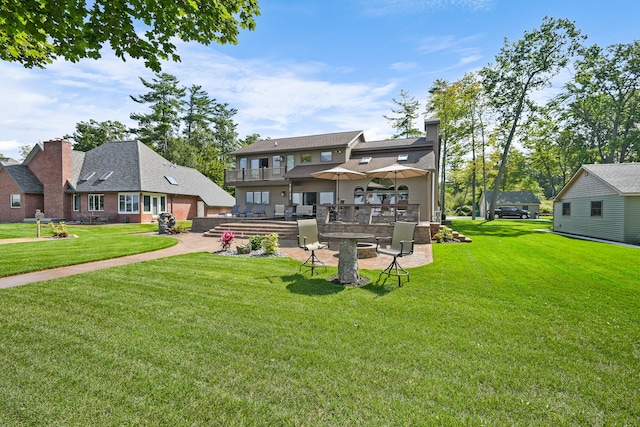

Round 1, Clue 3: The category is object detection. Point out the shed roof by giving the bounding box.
[555,163,640,199]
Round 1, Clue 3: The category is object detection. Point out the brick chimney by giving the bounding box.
[30,139,73,219]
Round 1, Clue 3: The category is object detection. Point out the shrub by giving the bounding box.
[249,235,263,251]
[220,230,235,250]
[262,233,279,255]
[434,226,453,243]
[48,221,68,238]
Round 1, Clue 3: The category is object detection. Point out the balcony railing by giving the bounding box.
[225,167,287,184]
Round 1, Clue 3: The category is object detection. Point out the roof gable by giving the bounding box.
[555,163,640,199]
[1,164,43,193]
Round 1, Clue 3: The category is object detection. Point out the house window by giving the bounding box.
[10,194,20,208]
[353,187,365,204]
[292,192,317,206]
[239,158,247,170]
[73,194,80,211]
[562,202,571,216]
[300,153,312,163]
[88,194,104,211]
[591,201,602,217]
[143,195,151,212]
[246,191,269,204]
[119,194,140,213]
[319,191,334,204]
[320,151,332,162]
[273,156,282,175]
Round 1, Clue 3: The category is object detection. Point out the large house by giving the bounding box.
[553,163,640,244]
[225,119,441,223]
[0,138,235,223]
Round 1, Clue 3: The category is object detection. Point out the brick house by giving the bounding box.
[0,139,235,223]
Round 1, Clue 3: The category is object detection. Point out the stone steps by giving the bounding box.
[203,221,299,241]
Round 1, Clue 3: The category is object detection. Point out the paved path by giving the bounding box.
[0,233,432,289]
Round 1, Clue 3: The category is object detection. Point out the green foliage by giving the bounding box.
[47,221,68,238]
[434,225,453,243]
[248,235,263,251]
[262,233,279,255]
[383,89,424,138]
[0,0,260,71]
[64,119,130,152]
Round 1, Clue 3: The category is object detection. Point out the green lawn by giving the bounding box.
[0,223,177,277]
[0,220,638,426]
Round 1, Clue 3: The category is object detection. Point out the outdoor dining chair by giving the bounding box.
[274,204,285,220]
[297,219,327,276]
[375,221,417,286]
[238,205,254,217]
[250,205,266,217]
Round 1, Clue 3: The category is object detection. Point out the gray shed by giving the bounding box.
[553,163,640,244]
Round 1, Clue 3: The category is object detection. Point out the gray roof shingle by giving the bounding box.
[230,130,364,155]
[2,165,44,193]
[583,163,640,195]
[72,141,234,207]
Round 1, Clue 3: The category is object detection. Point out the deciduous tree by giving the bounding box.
[0,0,260,71]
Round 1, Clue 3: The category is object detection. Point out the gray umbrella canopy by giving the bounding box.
[311,167,366,202]
[366,164,427,202]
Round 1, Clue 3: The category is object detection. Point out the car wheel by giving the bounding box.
[521,213,527,219]
[493,213,500,219]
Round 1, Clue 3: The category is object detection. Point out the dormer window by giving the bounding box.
[397,154,408,161]
[359,157,371,164]
[81,172,96,181]
[99,171,113,180]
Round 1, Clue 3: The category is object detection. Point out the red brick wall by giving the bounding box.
[0,171,26,222]
[168,195,198,220]
[28,139,73,219]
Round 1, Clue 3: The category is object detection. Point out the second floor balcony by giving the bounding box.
[225,167,288,185]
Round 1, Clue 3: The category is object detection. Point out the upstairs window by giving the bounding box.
[320,151,333,162]
[300,153,312,163]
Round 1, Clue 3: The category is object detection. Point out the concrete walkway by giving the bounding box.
[0,233,433,289]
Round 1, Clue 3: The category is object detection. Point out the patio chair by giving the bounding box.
[250,205,266,217]
[230,205,241,217]
[297,219,327,276]
[238,205,254,217]
[375,221,417,286]
[274,204,285,220]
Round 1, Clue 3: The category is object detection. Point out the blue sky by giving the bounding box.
[1,0,639,161]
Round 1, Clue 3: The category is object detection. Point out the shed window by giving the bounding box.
[562,202,571,216]
[591,201,602,217]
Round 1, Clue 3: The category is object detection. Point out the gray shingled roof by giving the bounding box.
[350,137,432,153]
[583,163,640,195]
[484,191,540,204]
[2,164,44,193]
[230,130,365,156]
[72,141,234,207]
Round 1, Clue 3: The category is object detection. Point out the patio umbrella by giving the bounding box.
[311,166,366,202]
[366,163,427,207]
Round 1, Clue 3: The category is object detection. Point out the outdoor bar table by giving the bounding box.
[321,232,374,285]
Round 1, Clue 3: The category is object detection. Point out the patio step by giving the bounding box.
[203,221,299,241]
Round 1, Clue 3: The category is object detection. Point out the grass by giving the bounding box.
[0,223,178,277]
[0,220,638,425]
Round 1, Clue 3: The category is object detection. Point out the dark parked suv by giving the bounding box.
[493,206,530,219]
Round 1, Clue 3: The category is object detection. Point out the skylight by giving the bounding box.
[397,154,409,161]
[99,171,113,180]
[81,172,95,181]
[359,157,371,164]
[165,175,178,185]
